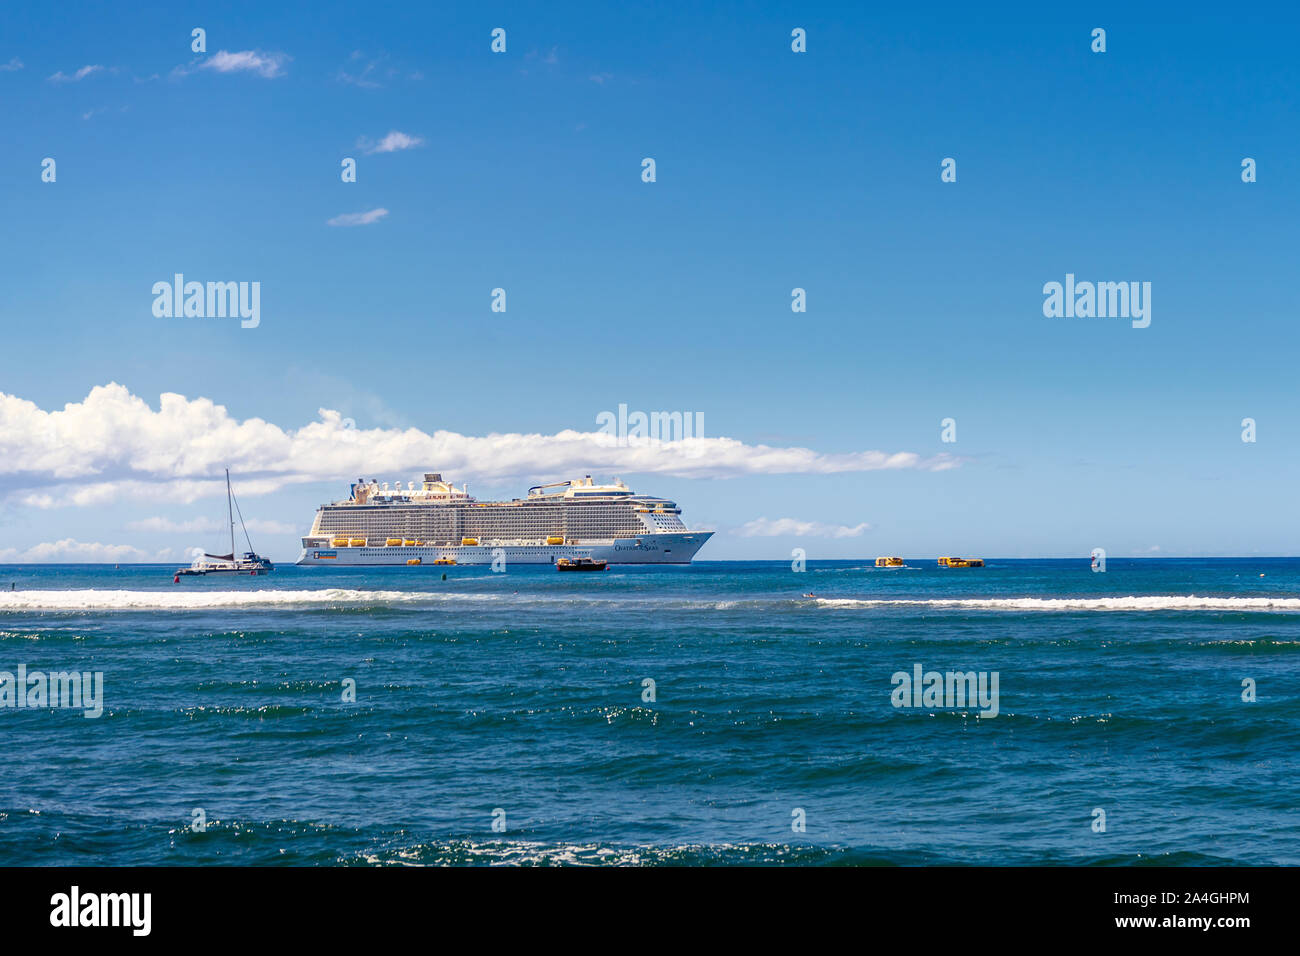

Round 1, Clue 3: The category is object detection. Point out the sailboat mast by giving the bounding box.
[226,468,235,557]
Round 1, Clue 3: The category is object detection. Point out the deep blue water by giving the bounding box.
[1,558,1298,865]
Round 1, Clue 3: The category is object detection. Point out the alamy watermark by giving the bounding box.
[152,274,260,328]
[50,886,150,936]
[596,403,704,446]
[0,664,104,718]
[891,663,999,718]
[1042,274,1150,329]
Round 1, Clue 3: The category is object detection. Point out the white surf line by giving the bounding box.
[814,595,1300,611]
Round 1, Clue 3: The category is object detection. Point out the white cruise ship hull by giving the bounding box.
[296,531,712,566]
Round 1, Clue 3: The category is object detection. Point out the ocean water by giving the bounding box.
[1,558,1298,866]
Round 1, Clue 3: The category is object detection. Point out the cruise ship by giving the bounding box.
[296,473,713,566]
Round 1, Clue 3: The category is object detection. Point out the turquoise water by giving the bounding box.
[1,559,1298,865]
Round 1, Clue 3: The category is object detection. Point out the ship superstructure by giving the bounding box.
[296,473,712,566]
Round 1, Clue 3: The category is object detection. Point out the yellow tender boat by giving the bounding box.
[461,537,478,546]
[939,556,984,568]
[875,556,905,568]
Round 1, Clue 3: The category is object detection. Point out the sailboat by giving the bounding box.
[175,470,275,577]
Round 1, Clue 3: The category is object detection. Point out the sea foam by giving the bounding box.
[815,595,1300,612]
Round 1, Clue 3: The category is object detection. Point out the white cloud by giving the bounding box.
[0,383,959,508]
[245,519,299,535]
[127,516,222,534]
[0,58,23,72]
[128,516,297,535]
[49,64,103,83]
[735,517,872,538]
[0,538,148,563]
[197,50,288,78]
[360,131,423,154]
[327,207,389,227]
[16,478,286,510]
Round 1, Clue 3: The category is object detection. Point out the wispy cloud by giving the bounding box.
[359,130,423,154]
[0,383,959,508]
[81,105,128,121]
[327,207,389,227]
[735,518,873,538]
[0,57,23,72]
[49,64,103,83]
[177,50,288,79]
[338,51,383,88]
[336,51,422,88]
[525,47,560,66]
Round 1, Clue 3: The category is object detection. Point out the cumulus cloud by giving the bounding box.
[359,131,423,154]
[735,517,872,538]
[0,383,959,508]
[49,64,103,83]
[193,50,288,78]
[0,58,23,72]
[327,207,389,227]
[0,538,148,563]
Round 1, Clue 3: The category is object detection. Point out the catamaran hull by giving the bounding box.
[295,531,712,566]
[177,567,271,575]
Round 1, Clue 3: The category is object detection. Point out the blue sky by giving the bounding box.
[1,1,1298,561]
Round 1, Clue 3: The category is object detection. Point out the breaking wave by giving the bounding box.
[4,589,1300,613]
[815,595,1300,612]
